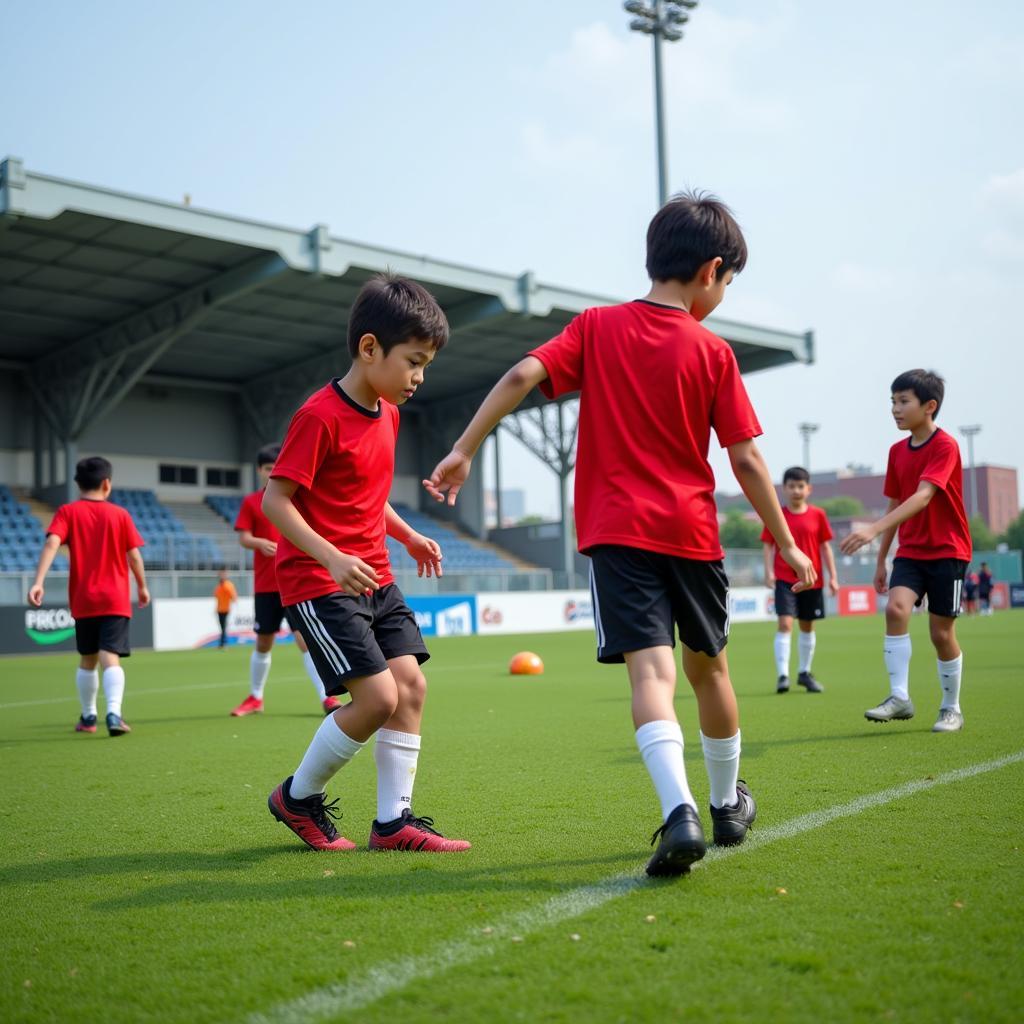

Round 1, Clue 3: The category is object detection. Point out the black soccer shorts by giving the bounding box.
[587,545,730,661]
[75,615,131,657]
[253,591,287,636]
[889,557,968,618]
[285,584,429,696]
[773,580,826,622]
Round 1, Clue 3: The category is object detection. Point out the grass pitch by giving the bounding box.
[2,613,1022,1023]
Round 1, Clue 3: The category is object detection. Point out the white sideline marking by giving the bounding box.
[250,749,1024,1024]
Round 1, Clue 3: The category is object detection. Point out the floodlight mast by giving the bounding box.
[624,0,699,207]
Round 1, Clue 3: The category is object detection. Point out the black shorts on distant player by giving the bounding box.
[75,614,131,657]
[588,544,729,661]
[889,557,968,618]
[773,580,825,622]
[286,584,429,696]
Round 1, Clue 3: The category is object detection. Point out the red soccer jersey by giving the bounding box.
[884,428,971,561]
[271,381,398,605]
[530,301,762,560]
[235,490,280,594]
[760,505,833,589]
[46,499,144,619]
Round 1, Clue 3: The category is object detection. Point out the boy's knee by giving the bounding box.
[364,681,400,725]
[777,620,793,634]
[398,669,427,712]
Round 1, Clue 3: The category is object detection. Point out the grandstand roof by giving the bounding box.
[0,156,813,417]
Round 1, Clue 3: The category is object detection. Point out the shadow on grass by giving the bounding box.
[1,847,640,910]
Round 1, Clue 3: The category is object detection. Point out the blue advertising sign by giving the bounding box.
[1009,583,1024,609]
[406,595,476,637]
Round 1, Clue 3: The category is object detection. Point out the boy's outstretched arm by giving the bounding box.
[127,548,150,607]
[423,356,549,506]
[263,477,380,596]
[762,541,775,589]
[27,534,60,607]
[840,487,933,557]
[728,440,817,590]
[386,502,443,578]
[822,540,840,597]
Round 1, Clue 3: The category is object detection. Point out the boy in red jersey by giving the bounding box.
[761,466,838,694]
[425,191,815,877]
[263,274,469,853]
[841,369,971,732]
[28,456,149,737]
[229,443,341,717]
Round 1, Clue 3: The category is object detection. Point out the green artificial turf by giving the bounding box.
[1,613,1022,1023]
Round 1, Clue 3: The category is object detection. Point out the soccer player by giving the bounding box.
[963,567,979,615]
[841,369,971,733]
[27,456,149,737]
[424,191,815,877]
[263,274,469,853]
[212,570,237,648]
[977,561,994,615]
[230,444,342,717]
[761,466,839,694]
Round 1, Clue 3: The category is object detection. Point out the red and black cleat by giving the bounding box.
[267,776,356,851]
[369,809,471,852]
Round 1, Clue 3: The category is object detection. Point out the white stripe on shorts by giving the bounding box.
[589,563,607,655]
[296,600,351,676]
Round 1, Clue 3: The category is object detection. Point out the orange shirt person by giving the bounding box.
[213,571,237,648]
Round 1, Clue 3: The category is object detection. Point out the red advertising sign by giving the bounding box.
[839,585,877,616]
[990,582,1009,610]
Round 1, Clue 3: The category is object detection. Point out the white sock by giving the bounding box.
[937,654,963,712]
[701,731,741,809]
[290,716,364,800]
[102,666,125,718]
[884,634,912,700]
[635,720,696,820]
[249,651,272,699]
[774,632,791,677]
[76,668,99,717]
[374,729,421,822]
[303,651,327,702]
[798,632,817,674]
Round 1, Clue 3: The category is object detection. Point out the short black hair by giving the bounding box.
[256,443,281,467]
[891,369,945,416]
[646,189,748,284]
[347,273,449,358]
[74,456,112,491]
[783,466,810,484]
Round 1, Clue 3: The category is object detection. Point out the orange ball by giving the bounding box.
[509,651,544,675]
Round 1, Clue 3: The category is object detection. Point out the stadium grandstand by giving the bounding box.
[0,157,814,605]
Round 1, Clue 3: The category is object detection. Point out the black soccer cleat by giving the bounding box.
[646,803,706,878]
[777,674,790,694]
[798,671,824,693]
[710,780,757,847]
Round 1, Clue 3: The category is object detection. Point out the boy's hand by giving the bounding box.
[764,571,775,590]
[874,564,889,595]
[327,550,380,597]
[423,449,472,507]
[840,526,875,555]
[779,544,817,592]
[405,532,443,578]
[257,538,278,557]
[828,577,840,598]
[137,585,151,608]
[27,584,44,607]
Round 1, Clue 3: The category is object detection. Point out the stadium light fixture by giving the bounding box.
[959,424,982,520]
[624,0,699,206]
[797,422,820,472]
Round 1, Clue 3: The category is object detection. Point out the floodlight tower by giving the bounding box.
[959,424,982,519]
[798,422,820,472]
[624,0,698,206]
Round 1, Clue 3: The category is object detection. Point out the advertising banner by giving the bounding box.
[1009,583,1024,609]
[838,586,878,616]
[476,590,594,635]
[0,605,154,656]
[728,586,775,624]
[989,582,1009,611]
[152,597,296,650]
[406,595,476,637]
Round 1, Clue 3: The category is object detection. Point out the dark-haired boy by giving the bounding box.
[841,369,971,733]
[229,443,342,717]
[425,191,815,877]
[761,466,838,694]
[263,273,469,853]
[28,456,149,736]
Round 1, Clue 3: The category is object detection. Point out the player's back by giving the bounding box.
[532,300,761,561]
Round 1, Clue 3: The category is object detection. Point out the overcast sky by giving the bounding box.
[5,0,1022,517]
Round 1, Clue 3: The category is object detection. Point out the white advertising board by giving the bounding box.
[728,586,774,624]
[152,597,293,650]
[475,590,594,635]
